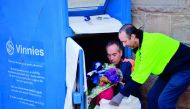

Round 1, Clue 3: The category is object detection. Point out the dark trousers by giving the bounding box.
[147,71,190,109]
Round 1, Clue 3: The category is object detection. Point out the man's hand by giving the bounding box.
[109,93,124,106]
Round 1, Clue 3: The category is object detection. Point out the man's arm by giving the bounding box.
[120,61,132,83]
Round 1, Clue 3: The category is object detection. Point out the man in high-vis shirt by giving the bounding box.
[109,24,190,109]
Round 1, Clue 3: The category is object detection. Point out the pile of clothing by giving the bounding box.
[86,62,123,109]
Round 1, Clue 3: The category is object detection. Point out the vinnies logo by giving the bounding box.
[6,39,45,56]
[6,40,14,55]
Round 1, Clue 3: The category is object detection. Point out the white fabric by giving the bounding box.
[95,95,141,109]
[64,37,87,109]
[69,14,122,34]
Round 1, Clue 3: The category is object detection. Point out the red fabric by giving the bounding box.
[90,87,114,105]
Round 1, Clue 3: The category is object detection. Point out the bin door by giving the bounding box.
[65,37,87,109]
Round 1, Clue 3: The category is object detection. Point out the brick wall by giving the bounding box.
[131,0,190,109]
[132,0,190,45]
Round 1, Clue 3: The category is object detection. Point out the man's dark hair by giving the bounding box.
[106,40,123,51]
[119,24,142,39]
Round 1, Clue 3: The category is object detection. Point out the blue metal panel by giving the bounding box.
[106,0,131,24]
[125,47,132,59]
[0,0,68,109]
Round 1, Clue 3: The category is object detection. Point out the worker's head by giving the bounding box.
[118,24,140,49]
[106,41,123,65]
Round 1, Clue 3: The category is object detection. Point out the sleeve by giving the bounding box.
[119,79,141,97]
[120,62,132,83]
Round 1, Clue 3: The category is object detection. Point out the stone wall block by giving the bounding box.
[171,15,190,43]
[144,14,171,35]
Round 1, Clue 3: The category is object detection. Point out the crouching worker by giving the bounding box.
[110,24,190,109]
[105,40,143,108]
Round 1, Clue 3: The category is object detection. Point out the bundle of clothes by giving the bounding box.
[87,62,123,109]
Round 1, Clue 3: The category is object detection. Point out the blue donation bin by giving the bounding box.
[0,0,131,109]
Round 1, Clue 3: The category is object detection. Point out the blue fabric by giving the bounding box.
[120,62,132,83]
[119,79,141,96]
[148,70,190,109]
